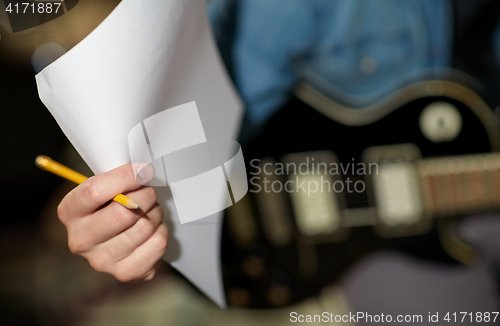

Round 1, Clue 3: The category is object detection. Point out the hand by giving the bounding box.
[57,163,167,282]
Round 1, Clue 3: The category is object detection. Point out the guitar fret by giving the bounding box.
[471,156,487,209]
[426,174,440,213]
[451,171,465,212]
[483,170,494,208]
[467,169,485,210]
[417,162,434,215]
[421,153,500,216]
[493,168,500,204]
[452,158,478,212]
[438,159,454,214]
[423,161,450,215]
[481,155,499,207]
[497,168,500,203]
[421,161,436,213]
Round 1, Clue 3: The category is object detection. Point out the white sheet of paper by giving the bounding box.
[35,0,243,308]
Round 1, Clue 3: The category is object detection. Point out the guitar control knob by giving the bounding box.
[419,102,462,143]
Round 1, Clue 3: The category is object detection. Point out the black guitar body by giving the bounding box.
[221,84,498,309]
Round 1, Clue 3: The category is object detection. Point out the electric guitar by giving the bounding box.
[221,77,500,309]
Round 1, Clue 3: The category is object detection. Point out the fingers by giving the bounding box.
[59,162,155,219]
[109,223,168,282]
[97,203,164,262]
[71,186,159,246]
[56,162,167,283]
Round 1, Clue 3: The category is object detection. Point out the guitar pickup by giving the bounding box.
[282,151,349,244]
[363,144,431,237]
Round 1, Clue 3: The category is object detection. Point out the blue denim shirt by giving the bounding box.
[209,0,454,132]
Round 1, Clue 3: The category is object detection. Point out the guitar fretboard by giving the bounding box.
[418,153,500,216]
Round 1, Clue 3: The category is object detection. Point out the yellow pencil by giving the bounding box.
[35,155,140,209]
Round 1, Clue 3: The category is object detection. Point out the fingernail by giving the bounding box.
[136,163,155,183]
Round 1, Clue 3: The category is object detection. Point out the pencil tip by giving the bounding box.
[127,199,141,210]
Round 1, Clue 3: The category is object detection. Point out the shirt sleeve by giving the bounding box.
[214,0,318,129]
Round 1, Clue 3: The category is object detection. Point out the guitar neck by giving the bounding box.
[418,153,500,217]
